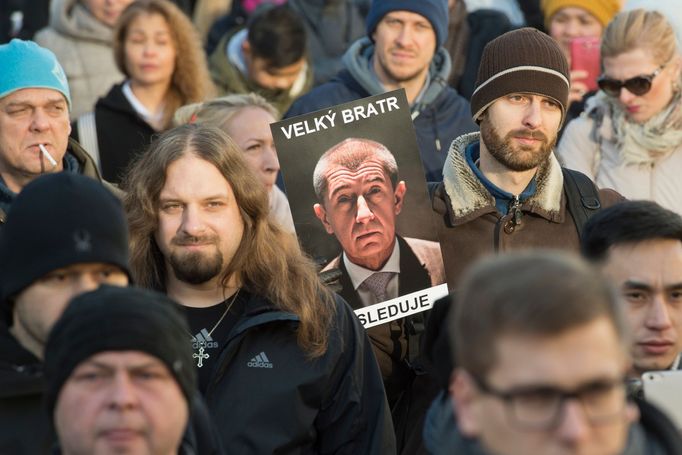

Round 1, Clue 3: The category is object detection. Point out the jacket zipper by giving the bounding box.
[494,196,523,252]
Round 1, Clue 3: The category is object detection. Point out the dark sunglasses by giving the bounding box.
[597,64,666,97]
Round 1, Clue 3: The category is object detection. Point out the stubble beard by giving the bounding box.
[377,48,428,85]
[480,118,556,172]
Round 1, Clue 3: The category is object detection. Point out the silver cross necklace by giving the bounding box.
[191,288,241,368]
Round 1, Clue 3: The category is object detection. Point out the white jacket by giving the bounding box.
[557,112,682,216]
[34,0,124,119]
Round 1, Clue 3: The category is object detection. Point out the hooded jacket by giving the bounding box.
[285,37,478,182]
[71,83,157,184]
[203,291,396,454]
[34,0,124,119]
[422,391,682,455]
[432,132,624,286]
[0,138,113,227]
[208,28,315,115]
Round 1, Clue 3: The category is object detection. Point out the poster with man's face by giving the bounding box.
[272,90,448,328]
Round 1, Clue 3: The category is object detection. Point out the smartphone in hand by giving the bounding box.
[642,370,682,430]
[570,36,601,92]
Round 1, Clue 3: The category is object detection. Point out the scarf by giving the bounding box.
[588,87,682,166]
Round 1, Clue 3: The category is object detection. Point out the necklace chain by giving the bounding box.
[190,289,241,369]
[206,288,241,337]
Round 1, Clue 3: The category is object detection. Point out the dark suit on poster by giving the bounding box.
[323,235,444,404]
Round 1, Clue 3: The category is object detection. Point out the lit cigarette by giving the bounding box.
[39,144,58,167]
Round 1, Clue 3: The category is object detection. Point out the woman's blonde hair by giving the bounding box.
[173,92,279,131]
[114,0,215,129]
[602,9,678,65]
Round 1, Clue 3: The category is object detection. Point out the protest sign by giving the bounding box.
[273,90,447,327]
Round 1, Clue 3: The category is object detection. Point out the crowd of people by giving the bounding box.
[2,0,682,454]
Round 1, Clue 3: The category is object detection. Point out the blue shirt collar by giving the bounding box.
[465,142,537,215]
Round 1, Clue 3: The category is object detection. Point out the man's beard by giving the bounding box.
[480,118,556,172]
[168,236,224,285]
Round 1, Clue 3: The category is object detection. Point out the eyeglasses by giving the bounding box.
[597,64,666,97]
[472,375,628,431]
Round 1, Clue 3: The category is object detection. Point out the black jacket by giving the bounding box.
[203,292,396,454]
[0,323,223,455]
[71,82,157,184]
[0,323,52,454]
[422,392,682,455]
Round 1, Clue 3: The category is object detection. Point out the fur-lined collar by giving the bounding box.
[442,132,566,225]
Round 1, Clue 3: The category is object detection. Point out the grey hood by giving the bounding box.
[341,37,452,115]
[48,0,114,43]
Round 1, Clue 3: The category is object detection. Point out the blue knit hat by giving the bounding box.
[0,39,71,109]
[366,0,449,49]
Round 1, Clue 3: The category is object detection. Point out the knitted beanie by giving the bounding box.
[44,285,197,417]
[541,0,622,29]
[0,39,71,109]
[470,27,570,124]
[366,0,449,49]
[0,173,130,323]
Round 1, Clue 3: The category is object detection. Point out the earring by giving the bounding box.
[673,79,681,94]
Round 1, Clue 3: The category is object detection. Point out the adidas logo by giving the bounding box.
[247,351,273,368]
[191,329,218,349]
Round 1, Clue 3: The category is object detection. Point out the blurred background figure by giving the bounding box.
[465,0,544,29]
[557,9,682,215]
[174,93,295,233]
[71,0,214,184]
[208,4,312,115]
[541,0,622,124]
[444,0,513,99]
[34,0,133,120]
[0,0,50,43]
[205,0,287,54]
[288,0,368,85]
[207,0,368,86]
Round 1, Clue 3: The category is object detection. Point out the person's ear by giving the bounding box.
[313,203,334,234]
[450,369,482,437]
[394,181,406,215]
[242,40,252,63]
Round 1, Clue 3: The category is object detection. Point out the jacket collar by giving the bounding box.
[342,37,452,109]
[442,132,566,225]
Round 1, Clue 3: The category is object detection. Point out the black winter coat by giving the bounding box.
[0,323,52,454]
[203,292,396,454]
[71,82,157,184]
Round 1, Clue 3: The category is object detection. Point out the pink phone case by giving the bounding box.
[570,37,601,93]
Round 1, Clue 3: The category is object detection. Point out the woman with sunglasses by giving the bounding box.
[557,9,682,215]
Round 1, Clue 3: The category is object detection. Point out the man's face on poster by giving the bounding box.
[314,156,406,271]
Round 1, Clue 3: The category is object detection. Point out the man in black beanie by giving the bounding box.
[430,27,625,287]
[44,285,198,455]
[0,172,130,454]
[285,0,477,183]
